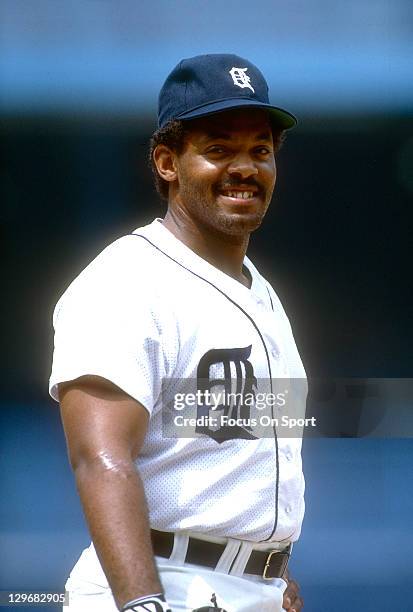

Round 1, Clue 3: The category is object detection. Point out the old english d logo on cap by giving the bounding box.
[229,67,255,93]
[158,53,297,130]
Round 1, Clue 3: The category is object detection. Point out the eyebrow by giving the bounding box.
[203,131,272,142]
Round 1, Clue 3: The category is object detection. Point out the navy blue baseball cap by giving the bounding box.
[158,53,297,130]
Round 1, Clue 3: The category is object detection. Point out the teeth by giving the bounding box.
[224,191,254,199]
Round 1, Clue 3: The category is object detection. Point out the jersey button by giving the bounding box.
[271,347,279,359]
[285,505,292,514]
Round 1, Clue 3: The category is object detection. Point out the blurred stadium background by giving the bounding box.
[1,1,412,610]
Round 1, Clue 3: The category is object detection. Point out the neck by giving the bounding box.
[162,208,251,287]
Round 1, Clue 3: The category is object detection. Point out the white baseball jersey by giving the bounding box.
[50,218,306,544]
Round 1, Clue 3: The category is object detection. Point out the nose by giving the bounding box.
[227,153,258,180]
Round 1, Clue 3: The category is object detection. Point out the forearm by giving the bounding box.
[74,457,162,610]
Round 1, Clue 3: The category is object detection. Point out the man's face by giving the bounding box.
[171,109,277,237]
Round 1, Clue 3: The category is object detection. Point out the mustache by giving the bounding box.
[215,179,263,191]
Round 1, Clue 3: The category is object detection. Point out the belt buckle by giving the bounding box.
[263,550,278,580]
[262,544,292,580]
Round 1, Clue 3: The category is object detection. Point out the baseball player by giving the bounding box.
[49,54,306,612]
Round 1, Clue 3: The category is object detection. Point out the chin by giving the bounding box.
[216,210,265,236]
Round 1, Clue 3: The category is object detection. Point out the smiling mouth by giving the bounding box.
[220,190,257,200]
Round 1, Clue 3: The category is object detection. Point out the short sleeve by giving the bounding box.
[49,238,172,415]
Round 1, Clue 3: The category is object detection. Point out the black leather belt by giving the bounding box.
[151,529,291,580]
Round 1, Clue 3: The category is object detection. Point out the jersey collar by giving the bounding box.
[132,218,266,306]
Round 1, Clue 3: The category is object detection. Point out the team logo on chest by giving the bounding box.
[229,67,255,93]
[196,345,258,443]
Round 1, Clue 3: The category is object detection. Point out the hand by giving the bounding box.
[282,568,303,611]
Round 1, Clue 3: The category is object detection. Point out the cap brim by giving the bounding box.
[176,98,297,130]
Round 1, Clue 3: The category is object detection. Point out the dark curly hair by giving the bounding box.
[148,119,286,202]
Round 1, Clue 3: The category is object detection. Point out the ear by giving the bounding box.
[153,144,178,183]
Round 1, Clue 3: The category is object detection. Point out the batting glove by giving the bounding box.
[121,593,171,612]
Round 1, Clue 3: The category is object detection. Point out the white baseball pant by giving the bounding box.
[64,536,288,612]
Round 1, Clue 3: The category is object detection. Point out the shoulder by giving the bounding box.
[53,229,162,325]
[76,231,160,283]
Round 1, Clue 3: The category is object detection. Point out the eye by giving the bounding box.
[206,145,227,155]
[255,146,272,156]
